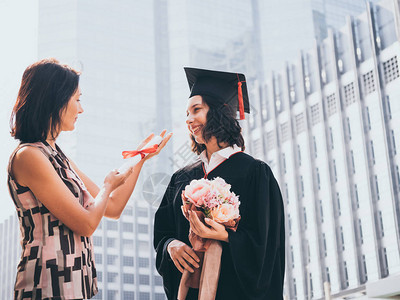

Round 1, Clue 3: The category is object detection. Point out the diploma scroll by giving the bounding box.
[118,135,163,173]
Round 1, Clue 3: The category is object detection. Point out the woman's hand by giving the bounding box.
[137,129,173,161]
[189,211,229,243]
[103,168,134,192]
[167,239,200,273]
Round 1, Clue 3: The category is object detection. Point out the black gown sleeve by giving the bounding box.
[153,173,181,299]
[227,160,285,299]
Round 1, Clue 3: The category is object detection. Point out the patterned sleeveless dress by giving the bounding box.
[7,141,98,299]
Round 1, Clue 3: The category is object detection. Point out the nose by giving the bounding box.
[78,102,84,114]
[186,113,194,124]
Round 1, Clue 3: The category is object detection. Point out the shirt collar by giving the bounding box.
[199,144,242,164]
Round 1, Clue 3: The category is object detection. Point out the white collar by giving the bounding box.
[199,144,242,165]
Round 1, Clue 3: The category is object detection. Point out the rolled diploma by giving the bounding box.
[118,135,163,173]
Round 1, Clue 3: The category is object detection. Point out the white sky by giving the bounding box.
[0,0,38,222]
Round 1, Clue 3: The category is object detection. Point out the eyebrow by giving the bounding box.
[186,103,201,114]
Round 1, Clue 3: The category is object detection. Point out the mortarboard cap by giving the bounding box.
[184,67,250,120]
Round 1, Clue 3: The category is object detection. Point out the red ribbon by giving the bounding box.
[122,144,159,159]
[237,77,245,120]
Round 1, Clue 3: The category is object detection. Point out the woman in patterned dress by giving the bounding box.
[8,58,172,299]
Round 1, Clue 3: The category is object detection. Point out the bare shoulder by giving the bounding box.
[12,145,54,186]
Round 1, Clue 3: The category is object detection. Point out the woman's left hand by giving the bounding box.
[136,129,173,161]
[188,210,229,243]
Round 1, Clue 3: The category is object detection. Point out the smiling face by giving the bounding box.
[59,86,83,132]
[186,95,209,144]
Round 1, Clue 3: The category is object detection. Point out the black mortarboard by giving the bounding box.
[184,67,250,120]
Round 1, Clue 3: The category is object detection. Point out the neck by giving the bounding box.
[46,137,57,148]
[205,138,228,160]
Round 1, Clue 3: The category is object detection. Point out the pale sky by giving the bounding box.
[0,0,39,222]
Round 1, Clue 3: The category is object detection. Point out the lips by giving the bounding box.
[191,125,202,135]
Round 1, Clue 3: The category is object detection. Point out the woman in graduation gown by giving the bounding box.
[154,67,285,300]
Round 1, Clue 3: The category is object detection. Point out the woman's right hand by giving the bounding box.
[103,167,133,192]
[167,239,200,273]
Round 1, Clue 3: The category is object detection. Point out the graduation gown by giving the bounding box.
[154,152,285,300]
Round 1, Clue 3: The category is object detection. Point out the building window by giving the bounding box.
[326,267,330,283]
[288,214,292,236]
[329,127,334,149]
[107,272,118,283]
[340,226,345,251]
[293,278,297,297]
[122,222,134,232]
[382,248,389,277]
[138,257,149,268]
[327,93,337,116]
[95,253,102,264]
[97,271,102,282]
[123,291,135,300]
[139,241,148,252]
[344,261,349,287]
[138,224,148,234]
[311,104,320,126]
[122,238,134,249]
[379,211,384,237]
[359,219,364,244]
[282,153,287,174]
[366,107,371,130]
[266,130,276,151]
[297,145,302,166]
[290,245,295,268]
[355,184,360,208]
[370,141,376,164]
[344,82,356,106]
[107,290,118,300]
[123,256,134,267]
[323,233,327,257]
[363,70,376,94]
[313,136,317,158]
[375,175,380,200]
[351,150,356,174]
[123,273,134,284]
[337,192,341,217]
[139,275,150,285]
[303,207,307,230]
[383,56,399,83]
[347,118,352,140]
[391,130,397,156]
[139,293,150,300]
[333,160,338,182]
[295,113,305,134]
[362,254,368,283]
[107,255,118,265]
[155,293,165,300]
[319,199,324,223]
[124,206,133,216]
[300,176,304,198]
[107,220,118,231]
[154,275,163,286]
[93,236,102,247]
[285,183,289,204]
[396,166,400,192]
[281,122,290,143]
[137,207,148,218]
[107,237,116,248]
[386,96,392,119]
[317,168,321,190]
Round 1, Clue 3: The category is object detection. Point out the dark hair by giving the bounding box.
[191,95,245,155]
[10,58,80,143]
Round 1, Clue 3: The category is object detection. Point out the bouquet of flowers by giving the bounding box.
[179,177,240,299]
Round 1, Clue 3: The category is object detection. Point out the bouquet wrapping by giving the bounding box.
[178,177,240,300]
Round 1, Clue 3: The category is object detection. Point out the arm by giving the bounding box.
[11,146,131,237]
[70,130,173,219]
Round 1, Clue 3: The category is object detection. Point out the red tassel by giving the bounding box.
[237,81,245,120]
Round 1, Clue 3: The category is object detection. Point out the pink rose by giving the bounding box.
[184,179,210,207]
[210,203,240,223]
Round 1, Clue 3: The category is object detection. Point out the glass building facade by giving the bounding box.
[246,0,400,298]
